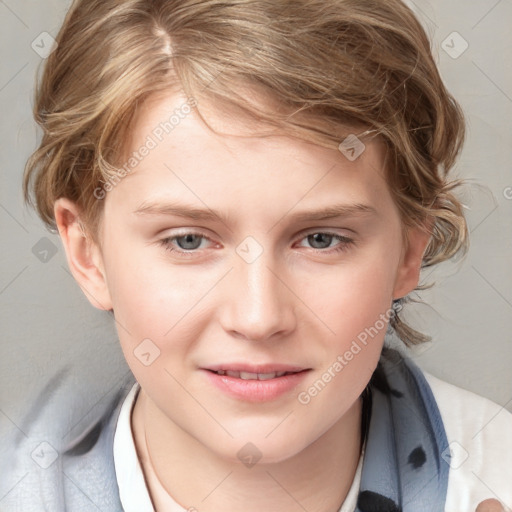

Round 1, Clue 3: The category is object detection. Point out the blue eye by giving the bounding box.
[306,233,335,249]
[174,234,203,250]
[298,232,354,252]
[159,232,212,255]
[158,231,354,258]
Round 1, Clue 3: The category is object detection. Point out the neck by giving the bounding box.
[132,389,362,512]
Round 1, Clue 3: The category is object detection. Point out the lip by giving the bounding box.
[205,363,307,374]
[201,364,311,403]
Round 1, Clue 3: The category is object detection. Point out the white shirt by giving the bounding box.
[113,382,363,512]
[423,373,512,511]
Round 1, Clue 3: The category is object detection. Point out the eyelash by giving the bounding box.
[158,231,355,257]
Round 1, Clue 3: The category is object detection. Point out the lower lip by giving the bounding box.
[202,369,310,402]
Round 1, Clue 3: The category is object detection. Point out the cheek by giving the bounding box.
[291,262,397,432]
[299,254,400,337]
[102,243,227,369]
[105,262,209,395]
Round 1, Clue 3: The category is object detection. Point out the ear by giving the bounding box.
[392,224,431,300]
[54,198,113,311]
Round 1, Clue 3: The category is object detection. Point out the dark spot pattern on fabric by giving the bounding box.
[358,491,402,512]
[408,445,427,469]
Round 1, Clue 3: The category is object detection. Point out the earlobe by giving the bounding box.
[54,198,113,311]
[392,225,432,300]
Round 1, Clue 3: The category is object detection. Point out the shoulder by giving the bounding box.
[423,372,512,511]
[61,375,135,511]
[0,369,135,511]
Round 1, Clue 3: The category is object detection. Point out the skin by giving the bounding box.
[476,500,507,512]
[54,91,503,512]
[476,499,507,512]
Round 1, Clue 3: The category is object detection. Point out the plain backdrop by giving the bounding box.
[1,0,511,477]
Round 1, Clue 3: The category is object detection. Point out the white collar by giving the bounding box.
[113,382,157,512]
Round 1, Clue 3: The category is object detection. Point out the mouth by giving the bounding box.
[206,369,304,380]
[201,364,311,402]
[203,363,309,379]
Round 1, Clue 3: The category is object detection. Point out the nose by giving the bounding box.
[218,249,297,342]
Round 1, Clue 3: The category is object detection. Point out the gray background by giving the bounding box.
[1,0,511,479]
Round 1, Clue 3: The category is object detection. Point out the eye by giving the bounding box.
[297,232,354,252]
[159,232,214,255]
[174,233,205,250]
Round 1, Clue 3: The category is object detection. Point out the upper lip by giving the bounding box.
[203,363,309,373]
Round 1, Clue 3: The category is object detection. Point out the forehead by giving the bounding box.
[106,90,394,223]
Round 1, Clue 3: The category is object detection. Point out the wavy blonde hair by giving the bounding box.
[24,0,467,345]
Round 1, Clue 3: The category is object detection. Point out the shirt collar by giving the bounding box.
[113,382,157,512]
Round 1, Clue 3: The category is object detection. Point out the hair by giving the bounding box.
[24,0,467,345]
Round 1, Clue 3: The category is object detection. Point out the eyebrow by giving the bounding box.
[289,203,377,222]
[133,201,377,224]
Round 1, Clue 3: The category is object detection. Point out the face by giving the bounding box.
[62,91,426,464]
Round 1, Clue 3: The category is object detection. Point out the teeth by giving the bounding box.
[257,372,277,380]
[240,371,259,380]
[215,370,291,380]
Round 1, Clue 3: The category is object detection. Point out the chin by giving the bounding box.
[212,429,312,466]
